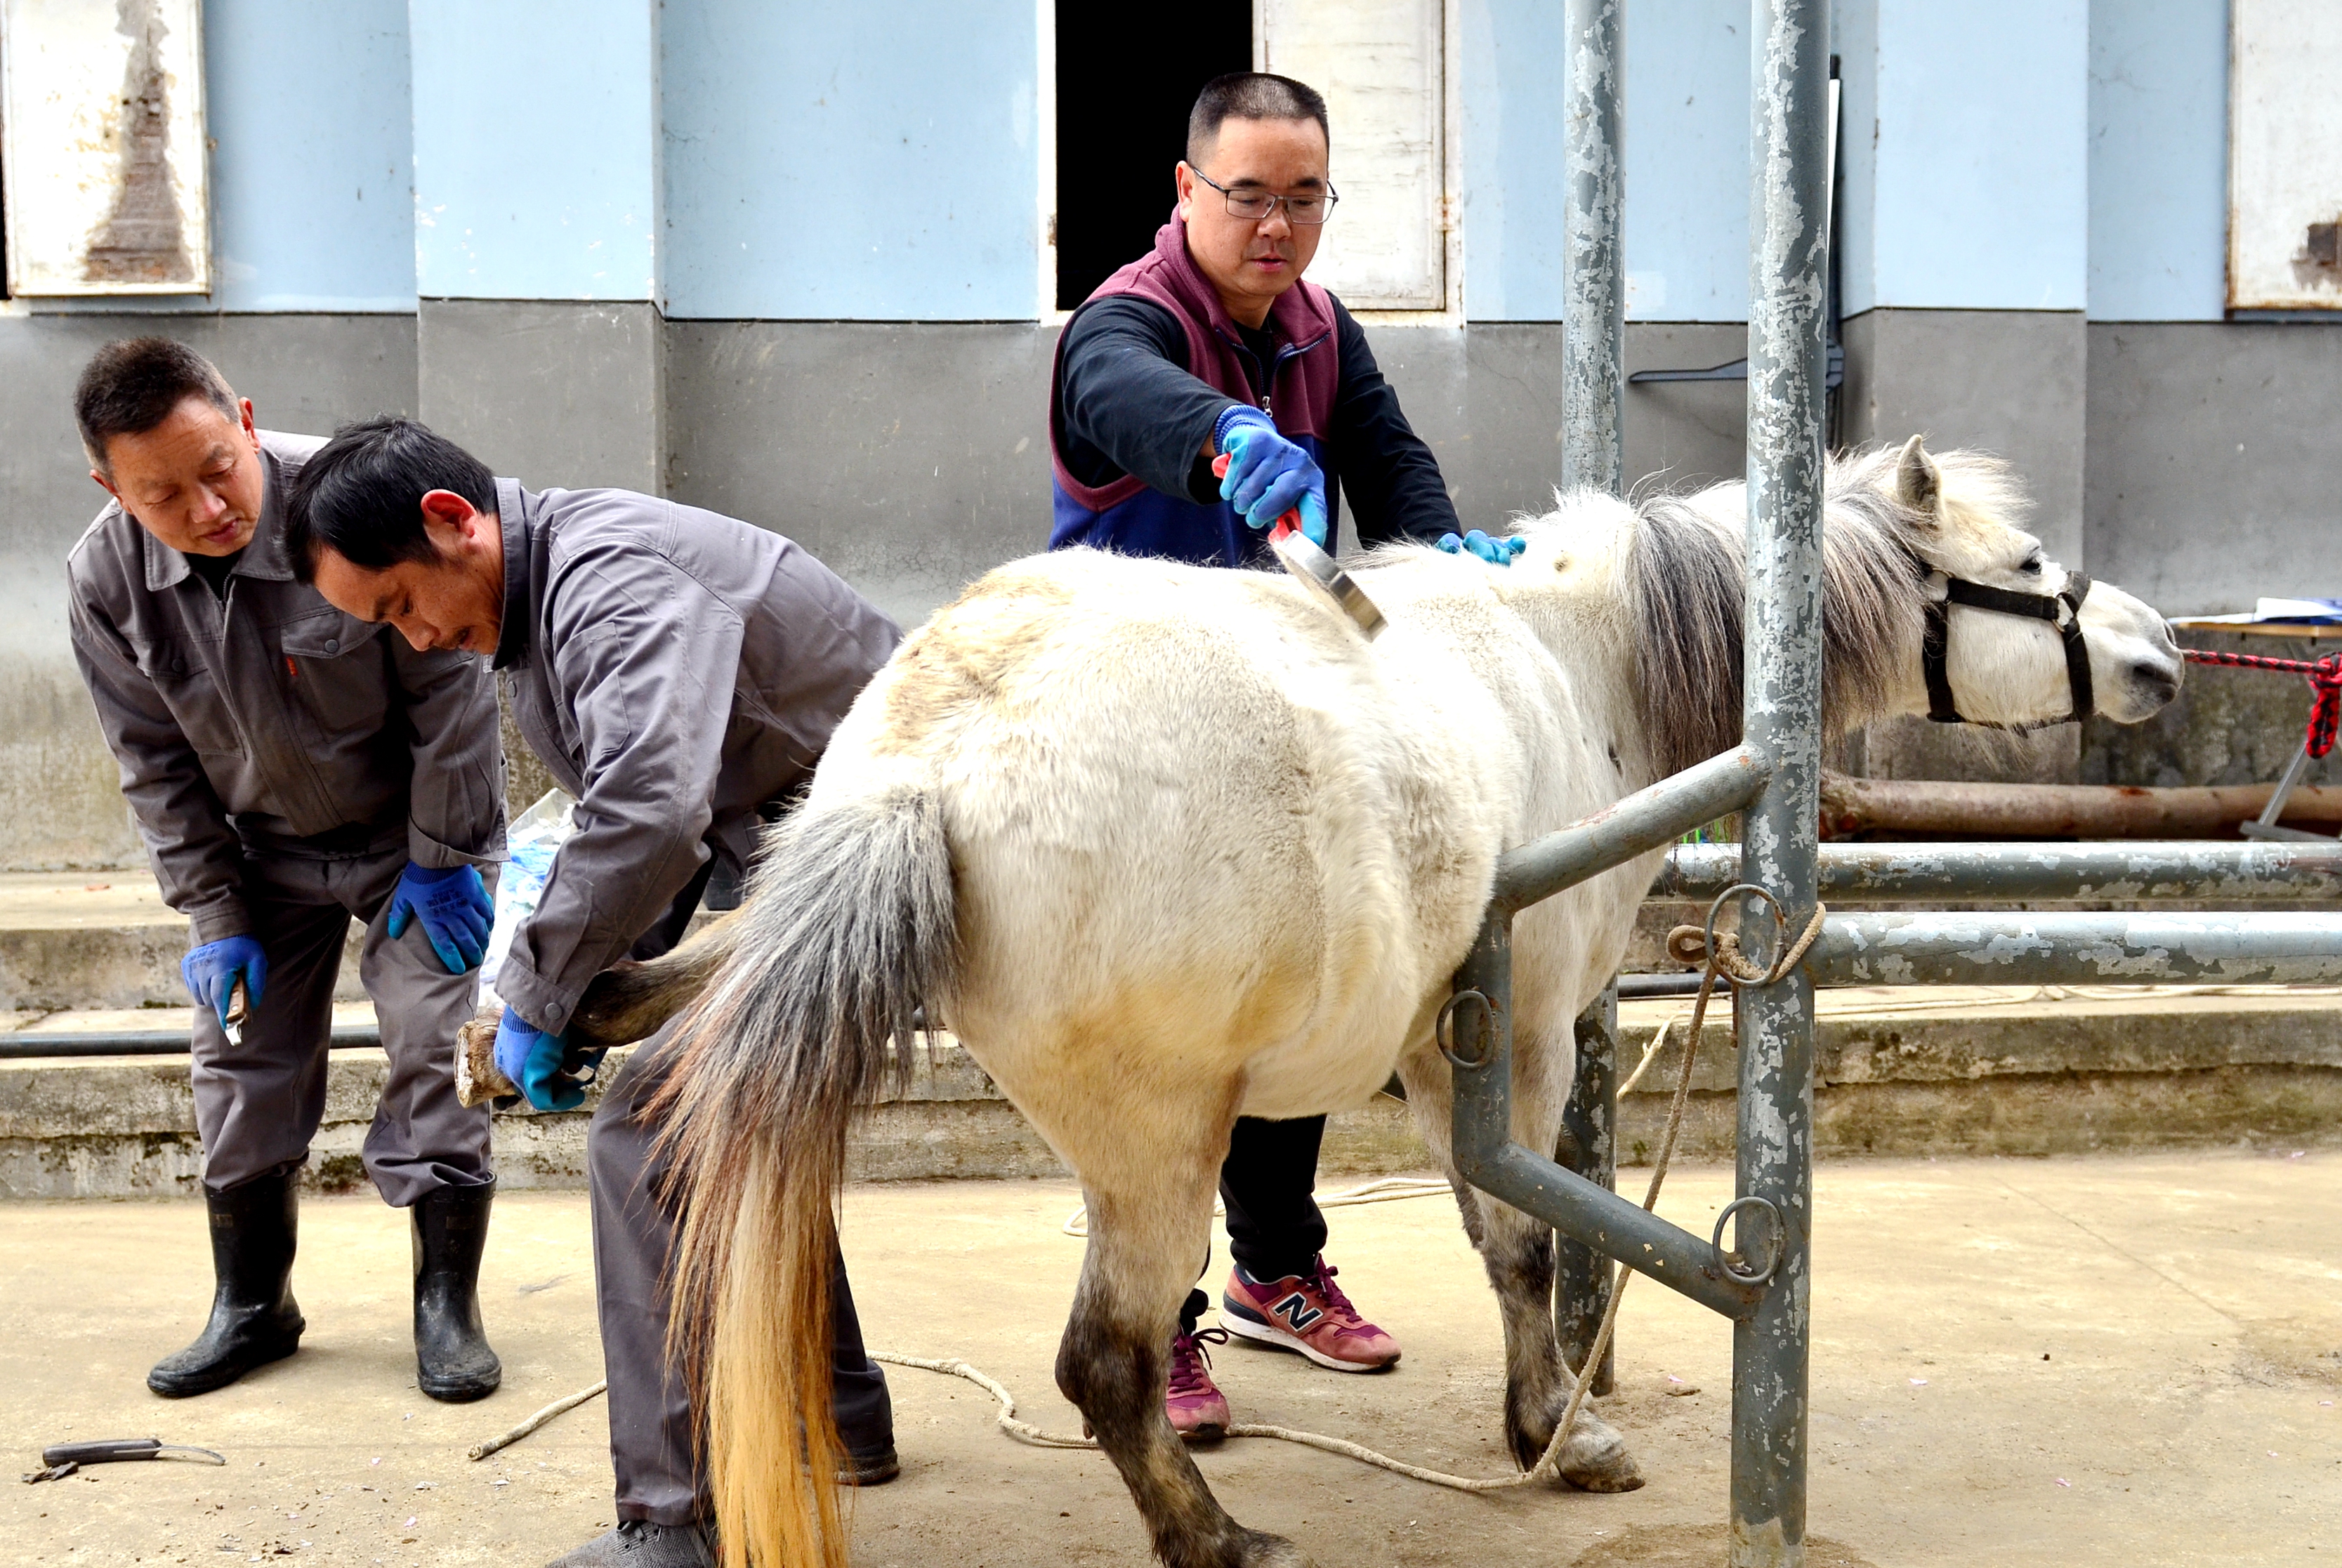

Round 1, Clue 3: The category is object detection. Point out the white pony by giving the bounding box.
[580,438,2180,1568]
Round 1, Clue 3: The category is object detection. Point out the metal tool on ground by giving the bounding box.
[25,1437,226,1483]
[1211,453,1386,638]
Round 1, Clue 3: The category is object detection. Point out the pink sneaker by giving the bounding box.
[1165,1326,1232,1440]
[1221,1256,1401,1372]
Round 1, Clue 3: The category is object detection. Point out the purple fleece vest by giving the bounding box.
[1048,215,1340,567]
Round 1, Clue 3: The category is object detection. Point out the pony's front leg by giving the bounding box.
[1057,1175,1315,1568]
[1397,1041,1644,1492]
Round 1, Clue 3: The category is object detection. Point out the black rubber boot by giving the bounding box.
[414,1178,502,1402]
[147,1165,305,1397]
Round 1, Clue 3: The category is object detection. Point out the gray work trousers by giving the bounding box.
[588,871,893,1527]
[191,845,492,1206]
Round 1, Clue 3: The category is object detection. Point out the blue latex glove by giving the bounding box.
[1214,407,1329,547]
[386,862,493,975]
[1436,529,1529,567]
[183,935,268,1030]
[494,1007,584,1112]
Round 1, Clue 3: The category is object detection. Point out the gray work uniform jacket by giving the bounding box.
[487,480,901,1036]
[67,431,506,943]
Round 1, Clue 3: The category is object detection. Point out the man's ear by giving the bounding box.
[237,397,258,446]
[1173,161,1196,223]
[418,489,481,548]
[90,468,121,506]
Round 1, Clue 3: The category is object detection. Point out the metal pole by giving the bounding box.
[1557,990,1619,1394]
[1805,910,2342,987]
[1657,838,2342,904]
[1560,0,1626,495]
[1735,0,1831,1561]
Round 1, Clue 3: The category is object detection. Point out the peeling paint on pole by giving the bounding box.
[1560,0,1624,496]
[1807,911,2342,988]
[1735,0,1830,1563]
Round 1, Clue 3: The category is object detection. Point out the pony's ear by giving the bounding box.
[1895,435,1942,521]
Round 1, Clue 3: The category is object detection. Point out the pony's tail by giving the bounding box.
[649,784,958,1568]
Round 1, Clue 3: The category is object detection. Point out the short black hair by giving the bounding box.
[73,338,239,474]
[283,416,498,584]
[1186,73,1329,168]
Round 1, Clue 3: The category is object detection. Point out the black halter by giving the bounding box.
[1921,570,2096,728]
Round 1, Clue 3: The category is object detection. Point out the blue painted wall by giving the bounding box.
[9,0,2235,325]
[408,0,661,301]
[204,0,416,311]
[2088,0,2228,321]
[660,0,1041,320]
[1464,0,1751,322]
[1846,0,2093,312]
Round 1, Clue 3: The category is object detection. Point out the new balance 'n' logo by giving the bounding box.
[1271,1291,1323,1333]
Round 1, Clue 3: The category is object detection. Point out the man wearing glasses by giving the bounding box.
[1048,71,1500,1442]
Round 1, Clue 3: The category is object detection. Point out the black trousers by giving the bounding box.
[1180,1113,1329,1333]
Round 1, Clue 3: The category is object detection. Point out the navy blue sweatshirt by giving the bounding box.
[1053,294,1461,551]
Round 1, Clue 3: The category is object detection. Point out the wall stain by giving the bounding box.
[81,0,194,285]
[2291,218,2342,294]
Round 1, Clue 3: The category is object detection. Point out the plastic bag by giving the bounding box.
[478,786,577,1013]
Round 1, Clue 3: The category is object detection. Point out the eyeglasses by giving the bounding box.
[1190,167,1339,225]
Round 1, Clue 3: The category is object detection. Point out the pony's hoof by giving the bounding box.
[1556,1426,1646,1493]
[1235,1530,1318,1567]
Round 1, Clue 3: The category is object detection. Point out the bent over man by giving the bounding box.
[65,340,507,1402]
[285,416,903,1568]
[1050,72,1513,1437]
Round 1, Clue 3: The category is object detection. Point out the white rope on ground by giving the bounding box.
[1061,1174,1452,1239]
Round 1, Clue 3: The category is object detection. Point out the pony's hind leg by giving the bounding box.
[1471,1194,1643,1491]
[1397,1041,1644,1493]
[1055,1164,1315,1568]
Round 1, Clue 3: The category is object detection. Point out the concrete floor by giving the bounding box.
[5,1154,2338,1567]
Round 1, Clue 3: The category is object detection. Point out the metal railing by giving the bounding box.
[1445,4,2342,1562]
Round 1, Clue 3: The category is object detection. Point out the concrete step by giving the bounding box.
[0,871,364,1010]
[3,985,2335,1199]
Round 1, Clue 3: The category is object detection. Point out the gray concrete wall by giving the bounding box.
[663,320,1058,627]
[0,312,419,871]
[2084,321,2342,618]
[419,300,666,497]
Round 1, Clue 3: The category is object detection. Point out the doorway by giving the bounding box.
[1053,1,1252,310]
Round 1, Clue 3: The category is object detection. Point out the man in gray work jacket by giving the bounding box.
[284,415,903,1568]
[64,340,508,1404]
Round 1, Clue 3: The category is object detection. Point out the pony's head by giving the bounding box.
[1524,437,2181,780]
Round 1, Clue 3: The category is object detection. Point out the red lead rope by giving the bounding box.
[2183,647,2342,758]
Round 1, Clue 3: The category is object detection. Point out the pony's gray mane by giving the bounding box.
[1627,447,1987,779]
